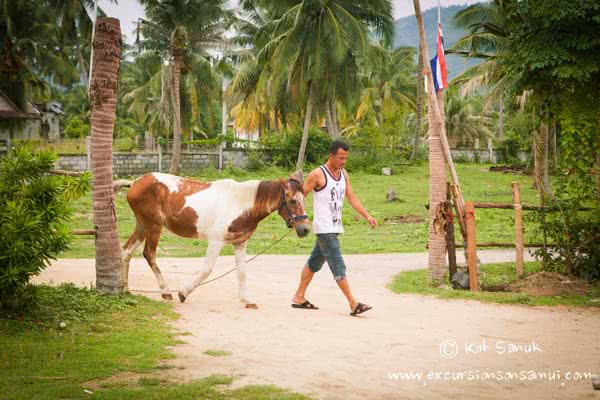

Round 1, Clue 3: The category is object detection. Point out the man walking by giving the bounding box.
[292,140,377,316]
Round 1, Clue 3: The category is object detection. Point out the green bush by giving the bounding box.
[0,148,89,311]
[63,116,89,139]
[530,100,600,281]
[497,131,528,164]
[262,128,331,168]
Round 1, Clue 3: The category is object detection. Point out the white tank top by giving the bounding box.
[312,165,346,234]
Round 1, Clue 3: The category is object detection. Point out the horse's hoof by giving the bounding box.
[178,292,186,303]
[245,303,258,309]
[161,293,173,301]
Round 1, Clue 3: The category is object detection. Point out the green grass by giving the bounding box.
[389,262,600,307]
[63,163,543,258]
[0,284,312,400]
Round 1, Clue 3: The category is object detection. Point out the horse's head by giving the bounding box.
[278,171,310,238]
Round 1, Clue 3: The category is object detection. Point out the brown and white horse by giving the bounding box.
[121,171,310,306]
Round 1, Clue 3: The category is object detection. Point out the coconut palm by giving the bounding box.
[89,17,124,293]
[449,0,553,198]
[0,0,80,110]
[140,0,230,175]
[444,88,494,147]
[355,45,416,127]
[256,0,393,171]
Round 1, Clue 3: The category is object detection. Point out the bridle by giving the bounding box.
[278,180,308,229]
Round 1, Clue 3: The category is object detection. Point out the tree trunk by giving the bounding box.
[330,98,340,137]
[411,44,423,160]
[89,17,124,293]
[273,108,279,132]
[549,120,557,169]
[498,96,504,141]
[168,53,183,175]
[296,81,314,171]
[540,120,554,199]
[414,0,451,284]
[325,102,336,138]
[222,78,228,137]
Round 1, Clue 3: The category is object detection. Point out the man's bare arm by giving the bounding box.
[302,168,324,197]
[343,170,377,228]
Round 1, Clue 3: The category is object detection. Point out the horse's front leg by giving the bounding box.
[178,239,224,303]
[234,241,256,308]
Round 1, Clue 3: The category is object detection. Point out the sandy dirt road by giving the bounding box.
[37,251,600,400]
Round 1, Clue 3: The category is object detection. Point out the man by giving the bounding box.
[292,140,377,316]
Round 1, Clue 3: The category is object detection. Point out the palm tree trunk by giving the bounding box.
[222,78,228,136]
[411,44,423,160]
[89,17,124,293]
[169,54,183,175]
[296,81,314,171]
[325,102,336,138]
[498,96,504,141]
[330,98,340,136]
[414,0,449,284]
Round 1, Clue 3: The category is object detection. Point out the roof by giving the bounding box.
[0,90,41,119]
[0,110,41,119]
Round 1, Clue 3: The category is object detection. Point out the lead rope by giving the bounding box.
[129,228,294,294]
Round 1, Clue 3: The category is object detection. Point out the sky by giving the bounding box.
[98,0,483,44]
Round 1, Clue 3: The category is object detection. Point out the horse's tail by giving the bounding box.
[113,179,133,193]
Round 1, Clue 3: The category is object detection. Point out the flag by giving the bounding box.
[430,23,448,92]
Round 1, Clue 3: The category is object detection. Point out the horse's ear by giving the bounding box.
[292,170,304,184]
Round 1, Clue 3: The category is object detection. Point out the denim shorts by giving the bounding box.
[306,233,346,280]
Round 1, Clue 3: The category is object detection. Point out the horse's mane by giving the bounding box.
[227,178,301,238]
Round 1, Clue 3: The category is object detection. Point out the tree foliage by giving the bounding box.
[0,148,90,310]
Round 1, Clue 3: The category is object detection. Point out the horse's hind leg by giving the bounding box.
[122,226,145,290]
[142,223,173,300]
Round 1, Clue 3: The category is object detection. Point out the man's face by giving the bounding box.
[329,148,348,169]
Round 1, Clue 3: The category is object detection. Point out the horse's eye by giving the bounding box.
[290,199,297,206]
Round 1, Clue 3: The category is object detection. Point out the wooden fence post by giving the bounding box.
[512,182,524,277]
[465,201,479,291]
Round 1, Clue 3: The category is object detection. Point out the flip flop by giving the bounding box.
[291,300,319,310]
[350,302,372,316]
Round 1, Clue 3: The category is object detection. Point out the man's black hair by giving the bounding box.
[329,140,349,155]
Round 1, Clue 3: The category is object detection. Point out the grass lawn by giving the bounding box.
[389,261,600,307]
[0,284,311,400]
[63,163,543,258]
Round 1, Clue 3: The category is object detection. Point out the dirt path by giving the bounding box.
[37,251,600,400]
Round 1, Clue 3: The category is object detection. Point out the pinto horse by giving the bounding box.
[122,171,310,306]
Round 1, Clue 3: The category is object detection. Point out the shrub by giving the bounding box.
[0,148,89,311]
[262,128,331,168]
[63,116,90,139]
[530,99,600,281]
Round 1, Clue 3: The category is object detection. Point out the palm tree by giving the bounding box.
[89,17,124,293]
[140,0,229,175]
[444,88,494,147]
[249,0,392,171]
[355,45,416,127]
[449,0,553,198]
[0,0,79,110]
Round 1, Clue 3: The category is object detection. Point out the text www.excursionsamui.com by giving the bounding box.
[388,370,593,383]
